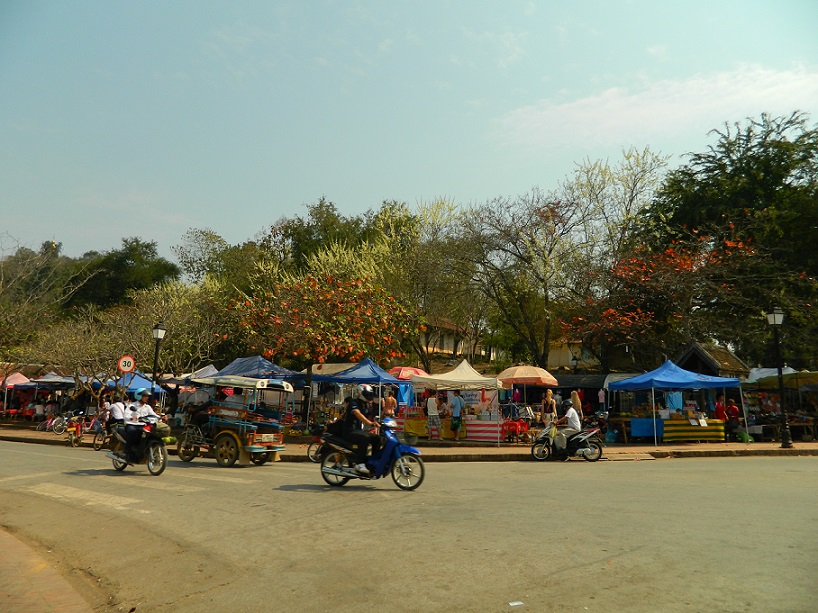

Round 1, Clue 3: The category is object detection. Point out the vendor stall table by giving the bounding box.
[395,416,498,442]
[662,419,724,442]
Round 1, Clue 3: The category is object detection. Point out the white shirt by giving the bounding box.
[124,401,159,425]
[565,407,581,431]
[426,397,439,417]
[109,401,126,422]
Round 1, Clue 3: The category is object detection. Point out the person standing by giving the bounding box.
[541,390,557,427]
[571,390,583,422]
[598,388,606,412]
[725,398,740,442]
[382,389,397,418]
[714,394,727,422]
[426,392,442,440]
[449,390,465,442]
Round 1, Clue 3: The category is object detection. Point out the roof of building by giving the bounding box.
[676,342,750,378]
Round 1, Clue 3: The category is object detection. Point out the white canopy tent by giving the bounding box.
[410,360,502,390]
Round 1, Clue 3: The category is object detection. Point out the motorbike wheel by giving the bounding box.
[320,450,352,487]
[68,432,82,447]
[93,431,107,451]
[213,432,239,467]
[583,441,603,462]
[147,442,168,476]
[306,441,324,463]
[52,417,66,435]
[391,453,425,491]
[250,452,270,465]
[112,457,128,472]
[176,434,199,462]
[531,441,550,461]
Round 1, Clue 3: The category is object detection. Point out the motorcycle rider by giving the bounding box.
[342,384,380,475]
[119,388,161,461]
[553,398,581,450]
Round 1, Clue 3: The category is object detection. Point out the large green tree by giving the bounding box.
[65,238,180,310]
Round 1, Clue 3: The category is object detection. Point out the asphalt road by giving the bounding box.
[1,440,816,612]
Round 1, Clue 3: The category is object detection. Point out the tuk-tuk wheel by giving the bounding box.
[213,432,240,467]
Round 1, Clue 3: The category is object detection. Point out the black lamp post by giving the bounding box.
[570,356,579,373]
[151,322,167,397]
[765,307,793,449]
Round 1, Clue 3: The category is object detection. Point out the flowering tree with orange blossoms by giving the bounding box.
[560,232,763,369]
[231,275,421,417]
[234,275,419,364]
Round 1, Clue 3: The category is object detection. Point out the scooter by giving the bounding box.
[105,417,168,476]
[530,425,604,462]
[320,418,425,490]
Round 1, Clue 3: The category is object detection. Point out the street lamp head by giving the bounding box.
[766,307,784,327]
[152,322,167,341]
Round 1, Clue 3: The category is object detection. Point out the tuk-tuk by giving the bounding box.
[177,375,293,467]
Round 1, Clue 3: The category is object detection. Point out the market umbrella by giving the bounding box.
[497,365,558,406]
[388,366,429,381]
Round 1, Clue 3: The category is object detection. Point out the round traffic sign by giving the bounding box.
[117,355,136,373]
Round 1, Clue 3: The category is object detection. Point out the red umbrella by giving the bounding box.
[388,366,429,381]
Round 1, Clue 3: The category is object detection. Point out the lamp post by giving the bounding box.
[570,356,579,373]
[151,322,167,397]
[765,307,793,449]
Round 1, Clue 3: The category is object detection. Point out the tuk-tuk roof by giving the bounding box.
[191,375,293,393]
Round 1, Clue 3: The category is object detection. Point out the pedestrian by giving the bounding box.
[598,388,606,411]
[426,392,442,440]
[571,390,583,421]
[382,389,397,418]
[714,394,727,422]
[449,390,465,442]
[541,390,557,426]
[725,398,740,441]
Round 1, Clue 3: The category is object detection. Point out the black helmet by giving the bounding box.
[355,384,375,401]
[561,399,574,410]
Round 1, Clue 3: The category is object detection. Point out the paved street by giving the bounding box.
[1,440,817,612]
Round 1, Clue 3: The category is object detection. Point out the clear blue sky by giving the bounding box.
[2,1,817,260]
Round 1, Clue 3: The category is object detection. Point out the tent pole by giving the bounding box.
[651,387,657,448]
[739,386,750,444]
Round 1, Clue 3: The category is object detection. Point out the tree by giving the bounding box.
[0,239,92,356]
[65,238,180,309]
[232,275,421,418]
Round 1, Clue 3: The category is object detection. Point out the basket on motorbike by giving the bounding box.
[397,431,418,445]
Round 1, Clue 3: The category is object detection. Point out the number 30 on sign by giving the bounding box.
[117,355,136,373]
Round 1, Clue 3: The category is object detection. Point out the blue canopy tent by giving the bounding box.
[608,360,743,446]
[95,371,166,397]
[312,358,413,414]
[215,356,303,381]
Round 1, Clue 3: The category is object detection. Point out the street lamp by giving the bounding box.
[151,322,167,396]
[570,355,579,373]
[765,307,793,448]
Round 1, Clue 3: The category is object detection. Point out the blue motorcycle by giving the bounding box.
[320,418,425,490]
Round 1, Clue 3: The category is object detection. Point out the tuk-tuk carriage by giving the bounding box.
[176,375,293,467]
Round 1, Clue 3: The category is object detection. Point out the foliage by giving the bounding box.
[64,238,180,310]
[0,239,92,356]
[232,275,421,368]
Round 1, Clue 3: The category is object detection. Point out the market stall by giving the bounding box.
[608,360,742,446]
[410,360,503,443]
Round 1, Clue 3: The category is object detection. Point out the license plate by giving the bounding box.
[260,434,278,442]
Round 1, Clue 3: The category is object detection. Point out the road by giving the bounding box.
[1,440,817,612]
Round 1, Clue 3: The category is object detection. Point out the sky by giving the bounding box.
[2,0,817,262]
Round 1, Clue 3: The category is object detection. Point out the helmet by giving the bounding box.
[561,399,574,410]
[355,384,375,401]
[134,388,149,398]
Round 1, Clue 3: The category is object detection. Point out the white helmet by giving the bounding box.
[355,384,375,401]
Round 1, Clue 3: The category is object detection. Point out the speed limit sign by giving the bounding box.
[117,355,136,373]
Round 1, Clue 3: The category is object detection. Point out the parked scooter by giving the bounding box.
[530,424,604,462]
[105,416,168,476]
[320,418,425,490]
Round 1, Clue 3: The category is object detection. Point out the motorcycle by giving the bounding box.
[306,423,328,463]
[105,417,168,476]
[320,418,425,490]
[530,424,604,462]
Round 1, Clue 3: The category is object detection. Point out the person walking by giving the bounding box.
[541,390,557,427]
